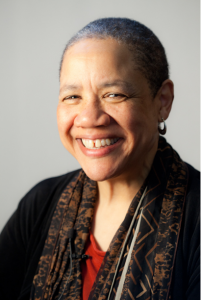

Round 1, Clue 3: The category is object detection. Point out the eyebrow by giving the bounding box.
[59,80,135,94]
[59,84,80,94]
[98,80,134,90]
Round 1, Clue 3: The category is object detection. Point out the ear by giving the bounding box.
[156,79,174,121]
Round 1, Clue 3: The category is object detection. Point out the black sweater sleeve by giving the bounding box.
[183,165,200,300]
[170,164,200,300]
[0,170,80,300]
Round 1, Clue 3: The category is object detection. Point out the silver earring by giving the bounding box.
[158,117,166,135]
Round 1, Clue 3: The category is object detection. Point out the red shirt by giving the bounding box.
[81,232,106,300]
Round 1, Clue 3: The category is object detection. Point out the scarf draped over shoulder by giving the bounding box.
[30,137,188,300]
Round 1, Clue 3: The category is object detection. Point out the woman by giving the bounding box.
[0,18,199,300]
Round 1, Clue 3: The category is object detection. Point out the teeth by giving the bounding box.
[101,139,106,146]
[106,139,111,146]
[88,140,94,148]
[82,138,119,149]
[95,139,101,147]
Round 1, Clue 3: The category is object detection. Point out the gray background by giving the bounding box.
[0,0,200,231]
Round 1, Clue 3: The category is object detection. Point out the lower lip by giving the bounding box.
[77,138,123,157]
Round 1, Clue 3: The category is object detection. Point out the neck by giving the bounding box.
[97,139,158,206]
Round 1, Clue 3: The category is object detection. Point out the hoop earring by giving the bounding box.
[158,117,167,135]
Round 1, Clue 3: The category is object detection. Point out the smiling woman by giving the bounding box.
[58,38,167,184]
[0,18,199,300]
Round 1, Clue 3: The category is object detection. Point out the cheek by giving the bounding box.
[119,105,142,132]
[127,102,158,128]
[56,104,76,153]
[57,104,73,134]
[119,104,158,144]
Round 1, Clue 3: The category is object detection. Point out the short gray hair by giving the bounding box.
[60,17,169,97]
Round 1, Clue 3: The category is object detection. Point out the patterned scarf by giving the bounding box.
[30,137,188,300]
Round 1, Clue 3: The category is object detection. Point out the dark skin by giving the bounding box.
[58,38,174,250]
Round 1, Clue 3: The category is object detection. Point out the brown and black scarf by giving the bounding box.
[30,137,188,300]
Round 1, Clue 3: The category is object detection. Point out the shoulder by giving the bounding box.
[180,163,200,297]
[184,164,201,226]
[183,163,200,233]
[186,162,200,194]
[1,169,81,245]
[19,169,81,230]
[19,169,81,212]
[181,163,200,245]
[24,168,81,198]
[170,163,200,299]
[0,169,81,300]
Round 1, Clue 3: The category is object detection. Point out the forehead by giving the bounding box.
[59,38,151,97]
[61,38,134,70]
[65,38,130,57]
[60,38,135,82]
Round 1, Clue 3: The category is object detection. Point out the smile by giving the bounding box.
[82,138,119,149]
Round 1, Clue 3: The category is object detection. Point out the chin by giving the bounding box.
[81,163,115,182]
[83,169,109,182]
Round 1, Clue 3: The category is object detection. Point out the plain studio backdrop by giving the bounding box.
[0,0,200,231]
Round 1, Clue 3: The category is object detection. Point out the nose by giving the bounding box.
[74,101,110,128]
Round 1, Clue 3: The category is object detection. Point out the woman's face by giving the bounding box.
[58,38,161,181]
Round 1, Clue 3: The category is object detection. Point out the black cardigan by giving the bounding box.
[0,164,200,300]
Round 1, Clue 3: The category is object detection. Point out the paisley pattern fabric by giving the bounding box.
[30,137,188,300]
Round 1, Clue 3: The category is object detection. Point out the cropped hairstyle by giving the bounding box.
[60,18,169,97]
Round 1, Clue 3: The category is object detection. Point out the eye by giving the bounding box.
[104,93,127,103]
[64,95,79,100]
[108,93,120,98]
[62,95,81,104]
